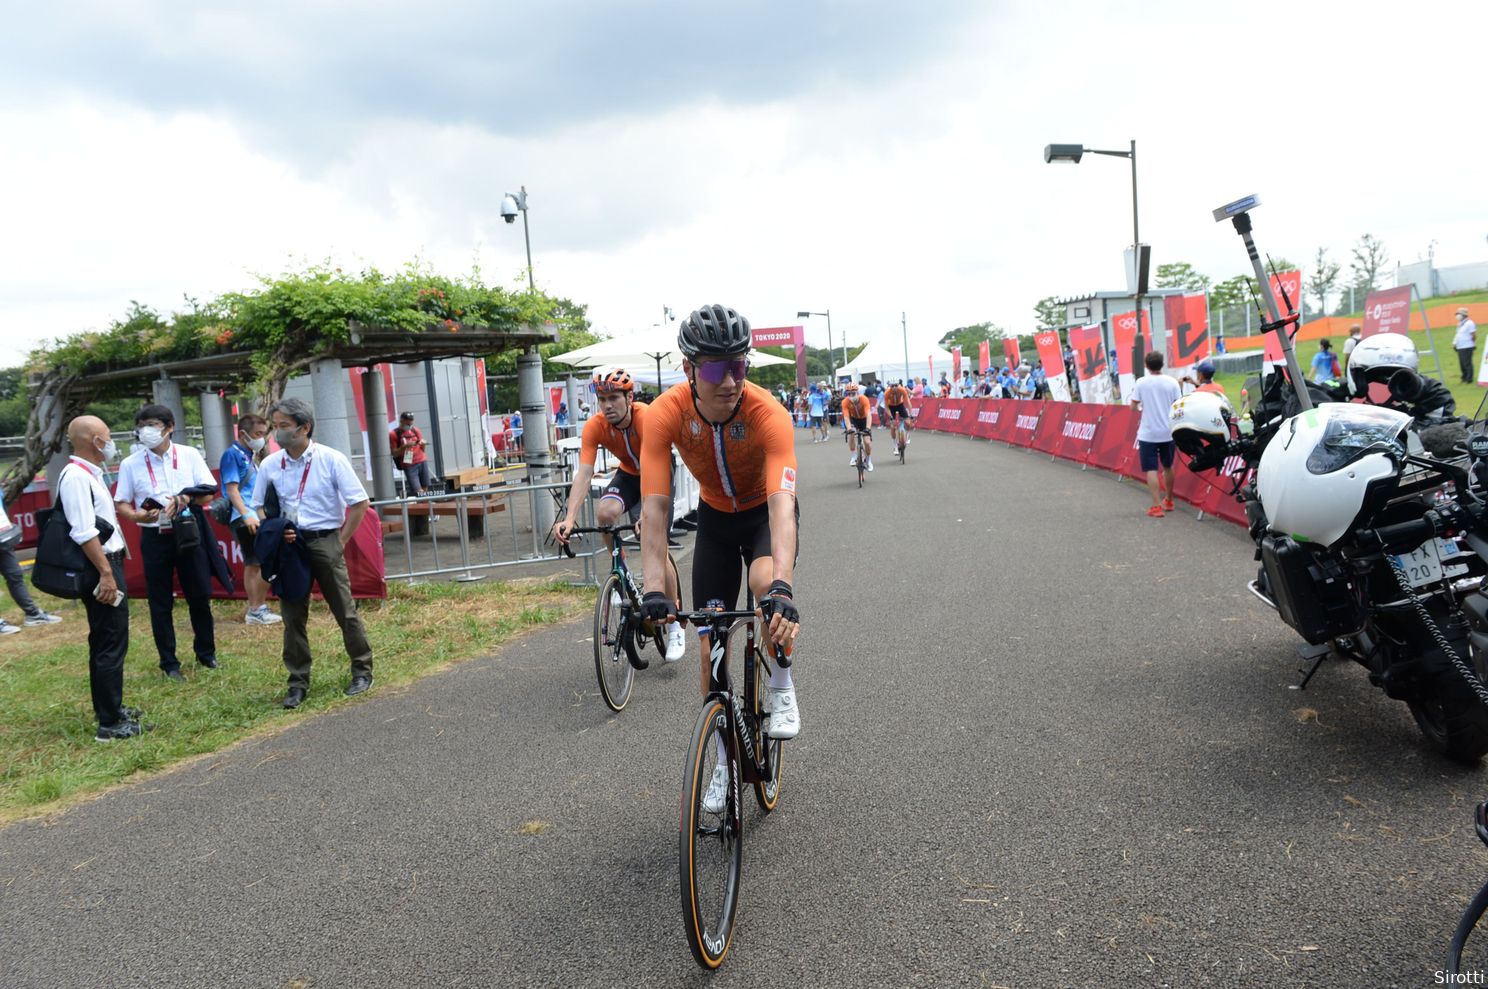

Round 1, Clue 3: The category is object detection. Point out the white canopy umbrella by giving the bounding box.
[551,325,792,383]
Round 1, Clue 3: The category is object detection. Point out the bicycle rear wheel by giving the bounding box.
[679,698,742,969]
[593,574,634,712]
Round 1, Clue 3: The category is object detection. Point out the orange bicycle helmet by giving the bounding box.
[592,366,635,393]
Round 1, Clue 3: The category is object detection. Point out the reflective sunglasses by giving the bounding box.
[695,356,749,385]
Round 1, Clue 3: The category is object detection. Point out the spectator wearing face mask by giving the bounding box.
[114,404,222,681]
[221,413,281,627]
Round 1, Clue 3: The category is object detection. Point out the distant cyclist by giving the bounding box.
[554,366,684,664]
[638,306,802,810]
[840,382,873,471]
[884,380,912,451]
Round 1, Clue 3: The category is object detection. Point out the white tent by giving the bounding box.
[835,337,955,386]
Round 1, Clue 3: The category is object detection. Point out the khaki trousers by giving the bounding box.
[281,535,373,687]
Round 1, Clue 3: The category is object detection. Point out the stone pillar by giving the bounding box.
[517,347,554,538]
[362,368,396,502]
[199,391,232,464]
[308,357,353,463]
[152,375,188,440]
[565,375,581,429]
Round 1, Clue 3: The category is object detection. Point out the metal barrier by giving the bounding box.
[371,476,604,585]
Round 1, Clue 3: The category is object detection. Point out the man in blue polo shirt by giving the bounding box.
[807,383,828,443]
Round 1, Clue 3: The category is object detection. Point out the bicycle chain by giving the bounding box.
[1384,553,1488,707]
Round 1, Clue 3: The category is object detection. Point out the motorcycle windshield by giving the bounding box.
[1305,405,1408,475]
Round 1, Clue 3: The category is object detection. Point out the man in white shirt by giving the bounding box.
[1129,351,1184,518]
[251,397,374,709]
[114,404,221,680]
[1455,307,1478,384]
[60,416,148,741]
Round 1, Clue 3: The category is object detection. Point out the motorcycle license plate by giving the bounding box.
[1392,539,1467,588]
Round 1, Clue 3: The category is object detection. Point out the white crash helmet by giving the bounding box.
[1348,332,1418,396]
[1169,391,1233,460]
[1257,403,1410,547]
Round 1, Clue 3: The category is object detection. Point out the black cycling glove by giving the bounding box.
[640,591,674,625]
[760,580,800,625]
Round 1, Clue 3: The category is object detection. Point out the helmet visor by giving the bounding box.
[1305,406,1407,474]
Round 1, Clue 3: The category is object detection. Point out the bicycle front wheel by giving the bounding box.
[593,574,634,712]
[728,621,784,813]
[679,698,742,969]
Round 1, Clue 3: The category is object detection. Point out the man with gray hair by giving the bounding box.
[250,397,375,709]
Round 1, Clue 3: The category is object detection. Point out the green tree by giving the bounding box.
[1154,262,1212,293]
[938,322,1006,354]
[1306,247,1341,321]
[485,295,597,412]
[1033,296,1063,330]
[1350,233,1390,294]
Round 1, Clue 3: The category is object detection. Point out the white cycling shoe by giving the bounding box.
[664,621,686,662]
[701,763,730,814]
[766,686,801,739]
[848,454,857,465]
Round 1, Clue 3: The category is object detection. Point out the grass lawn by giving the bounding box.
[0,579,589,823]
[1209,322,1488,417]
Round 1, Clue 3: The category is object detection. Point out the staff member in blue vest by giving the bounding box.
[113,404,220,681]
[250,397,374,709]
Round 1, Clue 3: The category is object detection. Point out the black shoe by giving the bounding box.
[197,656,219,670]
[163,668,185,682]
[282,686,307,709]
[344,675,373,697]
[95,719,153,742]
[120,706,143,721]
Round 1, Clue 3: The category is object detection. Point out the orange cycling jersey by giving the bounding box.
[580,401,646,475]
[840,394,870,421]
[885,385,909,406]
[640,381,797,513]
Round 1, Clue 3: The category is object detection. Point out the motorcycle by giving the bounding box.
[1171,197,1488,762]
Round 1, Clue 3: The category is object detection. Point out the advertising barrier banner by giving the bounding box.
[1028,402,1065,455]
[752,325,807,390]
[1087,405,1138,474]
[1070,324,1112,405]
[1051,402,1102,463]
[1362,286,1412,338]
[969,400,1004,440]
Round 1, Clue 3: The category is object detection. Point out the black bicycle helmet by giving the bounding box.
[677,304,751,359]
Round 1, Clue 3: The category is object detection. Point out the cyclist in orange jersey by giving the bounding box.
[638,305,802,787]
[884,380,913,451]
[840,382,873,471]
[554,366,684,661]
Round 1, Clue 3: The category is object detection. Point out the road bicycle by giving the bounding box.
[677,602,789,969]
[559,523,680,712]
[849,429,872,487]
[891,415,909,464]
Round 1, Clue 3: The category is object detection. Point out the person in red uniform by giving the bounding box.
[638,305,802,780]
[553,366,684,663]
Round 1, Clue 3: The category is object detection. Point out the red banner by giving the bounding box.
[1163,294,1211,372]
[1029,403,1065,454]
[968,400,1004,440]
[1051,402,1103,463]
[979,340,991,374]
[752,325,808,390]
[1069,324,1112,405]
[1362,286,1412,338]
[1112,310,1151,394]
[1003,338,1021,368]
[952,346,963,381]
[1087,405,1139,474]
[1264,270,1303,365]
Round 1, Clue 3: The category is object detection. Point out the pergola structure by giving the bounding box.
[6,321,557,504]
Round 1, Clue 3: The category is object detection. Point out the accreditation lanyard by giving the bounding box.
[281,445,314,510]
[143,445,178,498]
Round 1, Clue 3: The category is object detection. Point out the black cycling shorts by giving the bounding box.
[693,500,800,611]
[849,416,870,434]
[887,403,910,420]
[600,469,642,521]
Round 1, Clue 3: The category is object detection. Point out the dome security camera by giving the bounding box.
[500,194,520,224]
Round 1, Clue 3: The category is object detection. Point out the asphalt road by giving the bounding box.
[3,428,1487,988]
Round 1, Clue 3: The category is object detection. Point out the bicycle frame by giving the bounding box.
[682,609,782,785]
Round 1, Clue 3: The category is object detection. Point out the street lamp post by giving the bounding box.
[1044,140,1142,374]
[796,309,840,380]
[501,183,553,550]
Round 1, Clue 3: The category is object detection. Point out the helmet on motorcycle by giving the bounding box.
[1169,392,1233,463]
[591,366,634,394]
[1348,332,1418,396]
[1257,403,1410,547]
[677,304,751,359]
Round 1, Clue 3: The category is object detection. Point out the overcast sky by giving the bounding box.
[2,0,1485,368]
